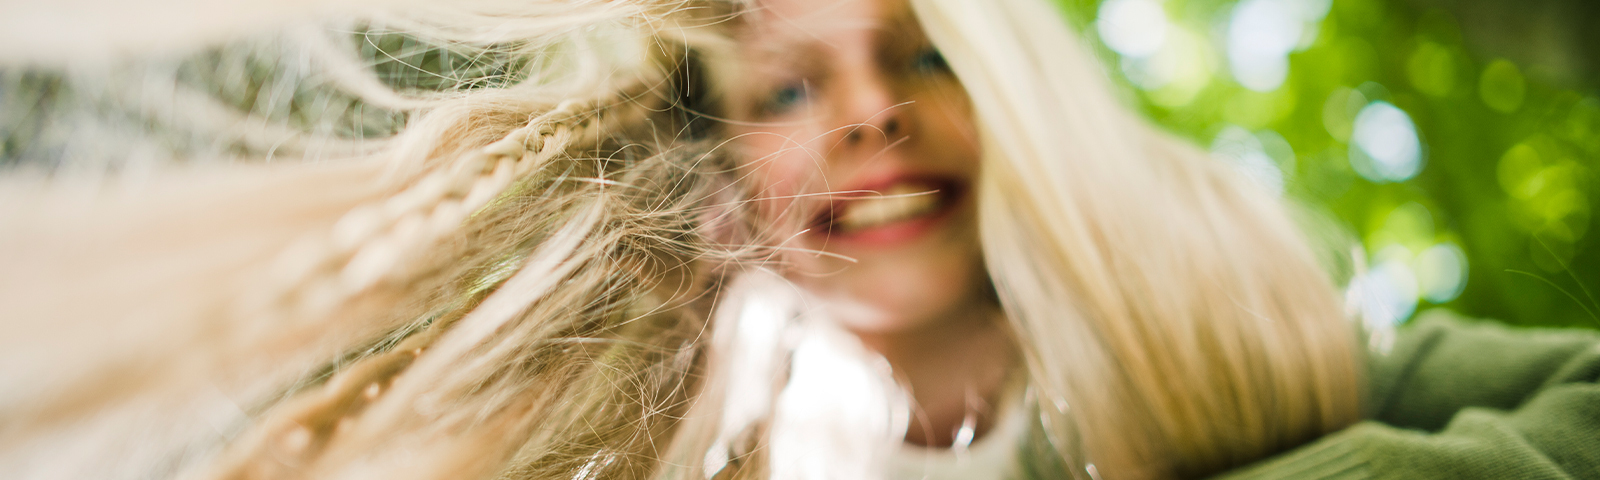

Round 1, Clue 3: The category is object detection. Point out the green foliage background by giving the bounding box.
[1057,0,1600,329]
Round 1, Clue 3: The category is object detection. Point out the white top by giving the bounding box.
[888,386,1029,480]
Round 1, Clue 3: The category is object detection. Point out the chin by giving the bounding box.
[796,242,991,335]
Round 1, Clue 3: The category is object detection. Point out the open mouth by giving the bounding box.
[814,178,964,239]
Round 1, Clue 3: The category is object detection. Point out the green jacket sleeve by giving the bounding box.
[1214,312,1600,480]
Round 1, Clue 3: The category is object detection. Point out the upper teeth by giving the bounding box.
[834,183,941,232]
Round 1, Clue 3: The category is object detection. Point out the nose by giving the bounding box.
[836,74,909,149]
[844,116,901,144]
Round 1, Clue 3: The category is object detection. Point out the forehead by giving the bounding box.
[740,0,918,52]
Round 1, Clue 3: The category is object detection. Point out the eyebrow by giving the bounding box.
[747,35,829,79]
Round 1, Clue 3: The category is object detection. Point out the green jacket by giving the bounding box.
[1217,312,1600,479]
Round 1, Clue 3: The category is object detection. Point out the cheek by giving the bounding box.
[738,136,811,190]
[732,129,829,222]
[915,94,981,166]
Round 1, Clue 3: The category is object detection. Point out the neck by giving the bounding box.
[851,302,1015,447]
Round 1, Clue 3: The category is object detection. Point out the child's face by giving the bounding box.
[726,0,991,334]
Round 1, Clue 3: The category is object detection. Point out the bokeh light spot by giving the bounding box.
[1225,0,1331,92]
[1126,27,1216,106]
[1560,97,1600,158]
[1479,59,1526,113]
[1406,42,1456,97]
[1372,202,1435,251]
[1348,256,1420,327]
[1497,143,1544,199]
[1415,243,1468,303]
[1097,0,1169,58]
[1227,0,1300,91]
[1535,189,1591,241]
[1211,125,1291,195]
[1349,101,1424,183]
[1322,87,1366,141]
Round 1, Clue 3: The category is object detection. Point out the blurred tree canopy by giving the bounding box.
[1059,0,1600,329]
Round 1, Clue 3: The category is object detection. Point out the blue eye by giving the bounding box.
[765,81,808,114]
[913,49,949,74]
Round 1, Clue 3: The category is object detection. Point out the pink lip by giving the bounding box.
[808,174,968,248]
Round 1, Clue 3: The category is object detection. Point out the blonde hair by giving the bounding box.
[2,2,746,478]
[0,0,1360,479]
[917,0,1362,476]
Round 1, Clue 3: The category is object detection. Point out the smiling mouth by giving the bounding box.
[817,179,963,236]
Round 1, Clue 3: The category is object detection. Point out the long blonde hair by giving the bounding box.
[0,0,1360,479]
[917,0,1362,476]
